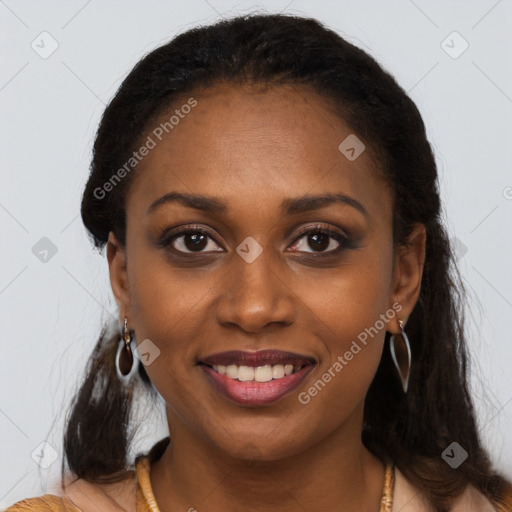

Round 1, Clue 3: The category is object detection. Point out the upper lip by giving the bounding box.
[200,350,317,368]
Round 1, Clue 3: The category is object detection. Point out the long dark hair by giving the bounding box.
[64,13,512,511]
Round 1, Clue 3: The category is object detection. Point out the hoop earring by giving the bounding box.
[389,318,411,393]
[115,317,139,382]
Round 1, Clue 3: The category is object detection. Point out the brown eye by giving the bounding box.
[181,232,209,252]
[161,228,224,254]
[289,225,351,254]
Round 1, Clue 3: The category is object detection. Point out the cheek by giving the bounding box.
[126,257,209,419]
[128,238,200,322]
[302,241,393,344]
[126,247,212,373]
[293,309,388,443]
[295,242,393,408]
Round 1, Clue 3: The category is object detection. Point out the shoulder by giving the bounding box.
[4,494,81,512]
[492,479,512,512]
[4,470,138,512]
[393,466,499,511]
[62,470,138,512]
[3,438,167,512]
[450,484,499,512]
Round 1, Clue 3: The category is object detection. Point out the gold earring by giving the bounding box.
[115,317,139,382]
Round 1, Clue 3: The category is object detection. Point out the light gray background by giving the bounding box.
[1,0,511,507]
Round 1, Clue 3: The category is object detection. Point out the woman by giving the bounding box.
[6,13,512,512]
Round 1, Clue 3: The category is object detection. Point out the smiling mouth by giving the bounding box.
[197,349,317,405]
[200,362,310,382]
[199,349,317,378]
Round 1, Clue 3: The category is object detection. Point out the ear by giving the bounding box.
[388,223,426,333]
[106,231,131,322]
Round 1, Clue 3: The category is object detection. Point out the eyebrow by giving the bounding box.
[147,191,369,219]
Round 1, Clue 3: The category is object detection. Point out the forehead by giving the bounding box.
[126,83,391,220]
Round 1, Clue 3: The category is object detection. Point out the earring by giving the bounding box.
[115,317,139,382]
[389,318,411,393]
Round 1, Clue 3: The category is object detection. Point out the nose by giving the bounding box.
[215,246,296,334]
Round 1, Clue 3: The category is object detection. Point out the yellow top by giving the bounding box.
[4,437,507,512]
[4,437,394,512]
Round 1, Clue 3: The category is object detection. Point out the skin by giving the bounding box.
[107,83,426,511]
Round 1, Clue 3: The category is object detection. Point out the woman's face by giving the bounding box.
[108,83,425,461]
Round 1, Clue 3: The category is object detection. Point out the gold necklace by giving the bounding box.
[137,458,395,512]
[380,463,395,512]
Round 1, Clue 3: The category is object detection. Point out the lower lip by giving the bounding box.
[200,364,314,406]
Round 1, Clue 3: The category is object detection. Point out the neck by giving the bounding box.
[150,402,386,512]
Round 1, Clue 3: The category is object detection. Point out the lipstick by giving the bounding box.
[199,350,317,406]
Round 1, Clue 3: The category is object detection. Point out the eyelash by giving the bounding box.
[157,223,355,256]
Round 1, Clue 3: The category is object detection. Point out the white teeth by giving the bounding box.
[211,363,304,381]
[272,364,285,379]
[254,365,273,382]
[226,364,238,379]
[238,366,255,382]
